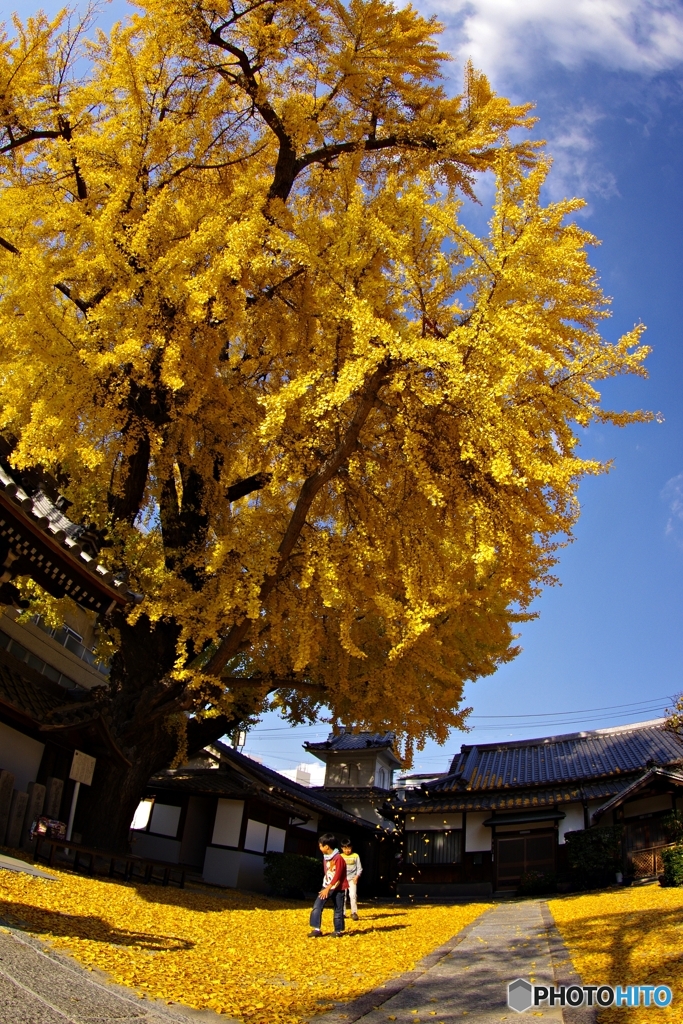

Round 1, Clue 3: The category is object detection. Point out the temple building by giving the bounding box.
[131,740,395,893]
[388,719,683,897]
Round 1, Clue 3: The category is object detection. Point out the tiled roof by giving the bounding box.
[591,766,683,823]
[305,730,396,752]
[389,777,636,815]
[435,720,683,793]
[0,461,141,611]
[152,741,389,832]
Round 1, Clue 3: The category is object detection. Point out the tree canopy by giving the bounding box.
[0,0,650,761]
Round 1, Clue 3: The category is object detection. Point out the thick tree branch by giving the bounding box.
[204,360,391,675]
[226,471,272,502]
[0,128,62,153]
[54,281,109,314]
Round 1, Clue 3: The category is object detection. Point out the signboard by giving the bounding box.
[69,750,96,787]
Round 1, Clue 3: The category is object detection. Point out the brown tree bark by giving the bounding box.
[75,612,253,852]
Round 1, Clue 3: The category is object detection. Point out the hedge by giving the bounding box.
[564,825,623,890]
[660,845,683,887]
[263,851,322,898]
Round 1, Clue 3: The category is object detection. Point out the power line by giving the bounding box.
[468,697,671,720]
[244,697,672,735]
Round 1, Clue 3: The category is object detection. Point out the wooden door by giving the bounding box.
[495,831,556,889]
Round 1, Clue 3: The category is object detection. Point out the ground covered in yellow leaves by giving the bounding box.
[549,884,683,1023]
[0,865,487,1023]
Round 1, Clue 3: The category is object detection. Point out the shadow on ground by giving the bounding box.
[552,899,683,986]
[0,900,193,951]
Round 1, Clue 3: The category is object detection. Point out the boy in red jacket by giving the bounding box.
[308,833,348,937]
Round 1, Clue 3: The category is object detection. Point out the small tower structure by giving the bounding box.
[304,729,402,828]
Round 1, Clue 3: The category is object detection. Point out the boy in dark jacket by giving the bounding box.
[308,833,348,937]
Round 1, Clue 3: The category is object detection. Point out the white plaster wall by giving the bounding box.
[558,803,585,843]
[203,848,266,891]
[405,812,462,831]
[266,826,286,853]
[149,803,181,837]
[203,846,241,887]
[0,721,44,791]
[294,812,319,832]
[338,798,394,828]
[1,612,104,690]
[212,799,244,846]
[465,812,491,852]
[129,833,181,863]
[325,755,376,787]
[244,819,268,853]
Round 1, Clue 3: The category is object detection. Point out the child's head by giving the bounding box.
[318,832,337,854]
[341,839,353,853]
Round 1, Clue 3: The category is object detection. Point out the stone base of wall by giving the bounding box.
[203,846,266,891]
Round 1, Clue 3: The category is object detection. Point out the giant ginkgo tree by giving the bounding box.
[0,0,650,848]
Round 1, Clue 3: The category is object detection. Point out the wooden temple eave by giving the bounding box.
[0,474,141,615]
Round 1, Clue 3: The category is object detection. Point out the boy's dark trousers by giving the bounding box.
[310,890,345,932]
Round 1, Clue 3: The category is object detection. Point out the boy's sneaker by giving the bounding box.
[333,931,345,937]
[308,929,323,938]
[351,913,359,921]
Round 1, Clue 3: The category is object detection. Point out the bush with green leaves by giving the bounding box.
[263,852,322,898]
[564,826,624,890]
[661,810,683,844]
[517,870,557,896]
[660,845,683,887]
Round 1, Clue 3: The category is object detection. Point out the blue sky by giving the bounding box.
[12,0,683,774]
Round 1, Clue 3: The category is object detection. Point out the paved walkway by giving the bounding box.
[315,901,593,1024]
[0,853,56,880]
[0,923,229,1024]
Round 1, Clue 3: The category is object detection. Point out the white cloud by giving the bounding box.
[662,473,683,548]
[418,0,683,82]
[543,106,618,203]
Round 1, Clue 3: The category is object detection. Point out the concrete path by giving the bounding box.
[0,924,229,1024]
[0,853,56,880]
[315,901,592,1024]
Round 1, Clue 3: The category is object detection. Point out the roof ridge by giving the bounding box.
[456,718,667,754]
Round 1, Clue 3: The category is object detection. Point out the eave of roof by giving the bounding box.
[192,743,391,833]
[591,766,683,823]
[0,464,141,612]
[482,809,566,826]
[435,720,683,793]
[386,777,636,815]
[303,731,402,768]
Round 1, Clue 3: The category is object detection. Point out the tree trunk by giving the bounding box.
[75,612,251,852]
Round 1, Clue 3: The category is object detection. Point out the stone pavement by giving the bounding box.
[0,853,56,880]
[314,900,594,1024]
[0,923,229,1024]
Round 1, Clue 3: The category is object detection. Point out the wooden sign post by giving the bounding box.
[66,750,96,844]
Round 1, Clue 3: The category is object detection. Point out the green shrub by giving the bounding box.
[564,825,623,890]
[263,852,321,898]
[517,870,557,896]
[661,811,683,844]
[660,845,683,887]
